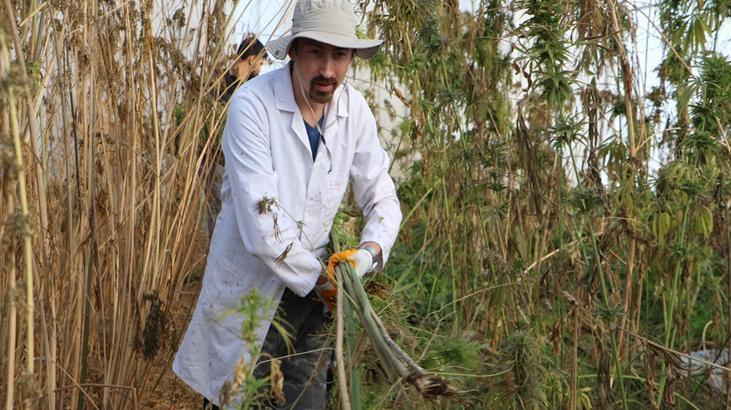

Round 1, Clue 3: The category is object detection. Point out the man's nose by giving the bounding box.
[320,55,335,78]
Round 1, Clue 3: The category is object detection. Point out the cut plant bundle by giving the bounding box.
[333,262,457,400]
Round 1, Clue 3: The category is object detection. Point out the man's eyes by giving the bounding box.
[305,48,350,59]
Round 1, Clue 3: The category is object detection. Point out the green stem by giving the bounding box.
[656,203,690,406]
[442,176,458,326]
[568,148,628,409]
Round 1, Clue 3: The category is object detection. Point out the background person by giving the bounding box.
[205,35,270,240]
[220,35,268,103]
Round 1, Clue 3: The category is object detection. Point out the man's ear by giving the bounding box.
[244,55,257,66]
[288,39,299,60]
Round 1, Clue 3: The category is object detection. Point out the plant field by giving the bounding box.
[1,0,731,408]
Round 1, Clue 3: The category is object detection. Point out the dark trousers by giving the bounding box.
[204,288,332,409]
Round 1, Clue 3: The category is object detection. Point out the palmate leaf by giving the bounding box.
[683,13,710,52]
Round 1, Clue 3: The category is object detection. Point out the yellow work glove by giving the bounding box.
[315,280,337,312]
[326,249,357,283]
[318,248,374,312]
[327,248,374,281]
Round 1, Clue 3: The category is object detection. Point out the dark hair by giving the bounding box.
[236,35,267,60]
[288,38,354,57]
[290,38,302,54]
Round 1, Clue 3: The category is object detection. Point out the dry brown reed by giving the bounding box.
[0,0,273,408]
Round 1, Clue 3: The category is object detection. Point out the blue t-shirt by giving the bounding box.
[304,118,324,161]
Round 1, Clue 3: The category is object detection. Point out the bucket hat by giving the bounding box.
[267,0,382,60]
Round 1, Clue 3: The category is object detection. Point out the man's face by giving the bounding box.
[290,38,354,104]
[235,54,266,82]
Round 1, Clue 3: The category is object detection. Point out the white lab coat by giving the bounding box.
[172,65,402,406]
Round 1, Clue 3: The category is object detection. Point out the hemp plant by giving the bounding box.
[219,289,292,410]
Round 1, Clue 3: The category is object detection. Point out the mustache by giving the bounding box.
[312,76,337,86]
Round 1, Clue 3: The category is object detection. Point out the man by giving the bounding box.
[173,0,402,408]
[221,35,268,102]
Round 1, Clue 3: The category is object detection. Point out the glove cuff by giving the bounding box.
[358,244,378,266]
[354,248,375,278]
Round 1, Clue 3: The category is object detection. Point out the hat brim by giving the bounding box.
[267,31,382,60]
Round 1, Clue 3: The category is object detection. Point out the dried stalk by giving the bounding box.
[726,206,731,408]
[607,0,636,159]
[7,56,35,408]
[0,0,277,407]
[0,32,17,410]
[570,304,579,410]
[4,223,17,410]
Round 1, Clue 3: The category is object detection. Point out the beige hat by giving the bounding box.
[267,0,383,60]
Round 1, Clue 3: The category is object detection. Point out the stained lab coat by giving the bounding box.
[172,65,402,406]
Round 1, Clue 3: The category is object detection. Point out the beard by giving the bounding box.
[308,75,338,103]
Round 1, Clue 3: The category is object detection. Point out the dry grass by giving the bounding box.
[0,0,266,408]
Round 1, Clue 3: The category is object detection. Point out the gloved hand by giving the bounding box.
[315,279,337,312]
[327,248,374,282]
[317,248,374,312]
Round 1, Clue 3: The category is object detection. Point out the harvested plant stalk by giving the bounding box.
[335,263,457,399]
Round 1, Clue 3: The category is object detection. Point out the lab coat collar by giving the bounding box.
[274,64,349,158]
[274,65,298,113]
